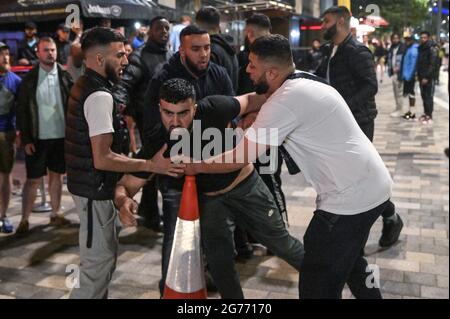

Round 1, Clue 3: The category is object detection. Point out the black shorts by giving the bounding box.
[403,79,416,97]
[25,138,66,179]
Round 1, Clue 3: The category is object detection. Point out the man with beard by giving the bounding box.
[184,35,393,299]
[196,6,239,92]
[0,42,21,233]
[141,24,233,294]
[66,27,185,299]
[113,16,173,232]
[18,21,39,66]
[315,6,403,248]
[115,78,304,299]
[16,37,73,234]
[132,25,148,49]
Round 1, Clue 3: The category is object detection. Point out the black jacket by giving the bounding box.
[307,48,324,73]
[236,49,254,95]
[142,52,234,157]
[113,40,173,126]
[417,40,438,80]
[16,64,73,145]
[55,38,71,65]
[66,68,125,200]
[316,33,378,125]
[210,33,238,93]
[17,38,39,66]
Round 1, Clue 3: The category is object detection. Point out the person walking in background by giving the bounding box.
[387,33,406,117]
[54,23,71,65]
[417,31,438,125]
[401,36,419,120]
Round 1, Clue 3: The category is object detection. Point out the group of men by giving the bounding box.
[1,5,406,299]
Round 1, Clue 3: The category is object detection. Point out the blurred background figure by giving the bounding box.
[0,41,22,234]
[66,42,84,82]
[54,23,71,65]
[307,39,323,73]
[18,22,39,66]
[169,15,191,52]
[387,33,405,117]
[124,40,133,57]
[373,38,387,83]
[132,25,148,49]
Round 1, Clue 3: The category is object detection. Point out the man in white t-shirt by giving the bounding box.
[184,34,393,299]
[66,27,185,299]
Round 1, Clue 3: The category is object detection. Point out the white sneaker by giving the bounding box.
[390,111,402,118]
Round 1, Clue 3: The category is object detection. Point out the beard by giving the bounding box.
[105,61,121,84]
[253,74,270,95]
[323,23,338,41]
[185,56,208,77]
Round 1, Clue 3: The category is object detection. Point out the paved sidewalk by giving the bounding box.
[0,73,448,299]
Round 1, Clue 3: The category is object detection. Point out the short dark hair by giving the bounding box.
[179,25,208,43]
[80,27,126,52]
[159,78,196,104]
[37,37,56,49]
[249,34,293,66]
[391,33,401,40]
[322,6,351,27]
[420,31,430,37]
[150,16,168,28]
[246,13,271,31]
[196,6,221,28]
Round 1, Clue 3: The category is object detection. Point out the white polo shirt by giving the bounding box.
[246,73,393,215]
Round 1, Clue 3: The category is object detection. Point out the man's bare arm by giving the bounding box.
[235,93,267,117]
[91,134,185,176]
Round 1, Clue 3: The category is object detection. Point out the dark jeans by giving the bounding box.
[137,178,161,228]
[157,176,182,295]
[299,200,388,299]
[200,171,304,299]
[420,80,435,117]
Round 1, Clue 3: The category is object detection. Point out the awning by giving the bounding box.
[0,0,162,24]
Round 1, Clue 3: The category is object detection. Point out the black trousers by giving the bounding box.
[299,200,388,299]
[419,80,435,117]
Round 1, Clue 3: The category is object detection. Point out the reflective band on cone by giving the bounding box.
[163,176,207,299]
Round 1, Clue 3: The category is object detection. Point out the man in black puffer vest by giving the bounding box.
[316,6,403,248]
[66,27,184,299]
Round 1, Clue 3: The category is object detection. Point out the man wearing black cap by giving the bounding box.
[18,22,39,66]
[55,23,71,65]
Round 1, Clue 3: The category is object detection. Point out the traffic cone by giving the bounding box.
[163,176,207,299]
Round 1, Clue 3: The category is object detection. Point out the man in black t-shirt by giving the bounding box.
[115,79,304,299]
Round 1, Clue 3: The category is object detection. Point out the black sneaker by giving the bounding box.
[379,215,404,247]
[402,111,416,120]
[236,242,254,260]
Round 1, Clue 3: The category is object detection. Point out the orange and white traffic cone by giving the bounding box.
[163,176,207,299]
